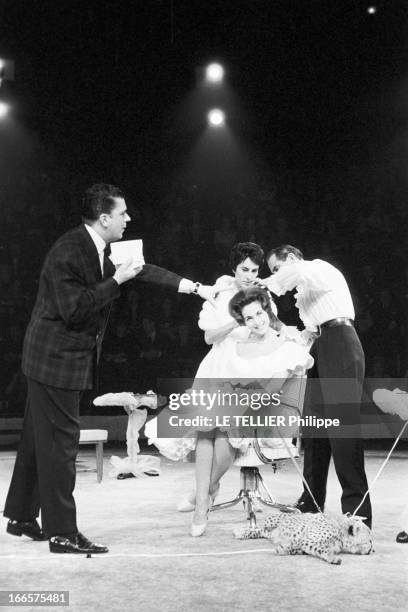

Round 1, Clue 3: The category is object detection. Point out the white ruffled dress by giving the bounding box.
[145,280,314,460]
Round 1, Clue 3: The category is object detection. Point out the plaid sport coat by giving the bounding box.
[22,224,183,390]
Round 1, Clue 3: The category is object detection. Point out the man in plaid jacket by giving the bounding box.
[4,183,216,554]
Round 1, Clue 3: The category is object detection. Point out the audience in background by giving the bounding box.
[1,165,407,416]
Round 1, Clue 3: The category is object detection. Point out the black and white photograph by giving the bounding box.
[1,1,408,610]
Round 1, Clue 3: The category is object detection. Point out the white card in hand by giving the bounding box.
[110,240,145,266]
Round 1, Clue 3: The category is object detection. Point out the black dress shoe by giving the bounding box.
[49,532,108,554]
[117,472,135,480]
[396,531,408,543]
[7,519,47,541]
[294,494,322,514]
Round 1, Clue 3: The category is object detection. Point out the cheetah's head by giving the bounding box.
[340,514,373,555]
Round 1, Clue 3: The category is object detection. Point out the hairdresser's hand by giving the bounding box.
[196,284,219,306]
[253,278,270,290]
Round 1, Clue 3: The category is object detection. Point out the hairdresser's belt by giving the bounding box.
[320,317,354,329]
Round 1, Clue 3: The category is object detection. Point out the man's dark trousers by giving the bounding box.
[4,378,81,537]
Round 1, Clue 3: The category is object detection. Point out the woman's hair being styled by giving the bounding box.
[229,242,264,270]
[229,287,282,332]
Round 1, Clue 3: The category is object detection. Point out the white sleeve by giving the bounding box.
[265,260,332,296]
[178,278,195,293]
[198,276,236,331]
[198,300,220,331]
[214,275,236,291]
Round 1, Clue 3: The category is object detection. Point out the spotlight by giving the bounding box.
[0,58,14,87]
[0,101,9,118]
[367,6,377,14]
[205,63,224,84]
[207,109,225,127]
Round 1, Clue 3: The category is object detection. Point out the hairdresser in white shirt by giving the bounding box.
[261,245,372,529]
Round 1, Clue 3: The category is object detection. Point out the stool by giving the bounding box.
[79,429,108,482]
[212,441,300,527]
[212,374,307,527]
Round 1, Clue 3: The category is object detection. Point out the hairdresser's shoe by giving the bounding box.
[294,493,321,514]
[6,519,47,541]
[396,531,408,543]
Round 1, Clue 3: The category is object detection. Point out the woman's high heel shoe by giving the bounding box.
[177,483,220,513]
[190,496,212,537]
[177,492,196,513]
[190,519,208,537]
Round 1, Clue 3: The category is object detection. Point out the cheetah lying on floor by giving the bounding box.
[234,512,373,564]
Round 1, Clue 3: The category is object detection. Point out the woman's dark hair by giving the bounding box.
[229,242,264,270]
[81,183,125,222]
[229,287,282,332]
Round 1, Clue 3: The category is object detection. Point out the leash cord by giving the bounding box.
[352,419,408,518]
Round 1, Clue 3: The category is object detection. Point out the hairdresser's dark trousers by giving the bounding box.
[301,324,372,528]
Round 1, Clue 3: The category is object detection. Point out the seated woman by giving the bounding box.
[195,241,266,377]
[145,287,313,536]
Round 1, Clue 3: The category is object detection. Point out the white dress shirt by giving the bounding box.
[85,224,106,274]
[265,259,355,331]
[85,224,201,293]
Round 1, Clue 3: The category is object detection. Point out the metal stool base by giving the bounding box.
[211,466,299,527]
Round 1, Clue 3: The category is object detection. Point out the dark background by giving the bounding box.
[1,0,408,415]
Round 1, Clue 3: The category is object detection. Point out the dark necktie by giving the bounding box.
[103,244,111,279]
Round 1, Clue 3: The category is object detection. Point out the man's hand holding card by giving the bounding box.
[110,239,145,267]
[110,240,145,284]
